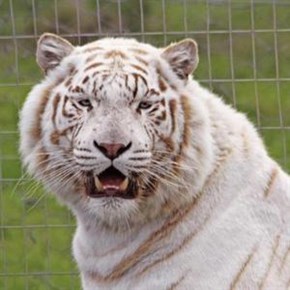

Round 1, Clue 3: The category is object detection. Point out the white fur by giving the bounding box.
[19,35,290,289]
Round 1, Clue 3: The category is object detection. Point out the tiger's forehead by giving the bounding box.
[64,71,151,105]
[72,38,158,75]
[65,38,161,102]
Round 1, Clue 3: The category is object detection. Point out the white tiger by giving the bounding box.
[19,33,290,289]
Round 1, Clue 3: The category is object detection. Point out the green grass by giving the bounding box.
[1,0,290,289]
[0,183,79,289]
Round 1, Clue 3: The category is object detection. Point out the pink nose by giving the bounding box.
[94,142,132,159]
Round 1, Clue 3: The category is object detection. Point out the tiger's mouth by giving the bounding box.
[84,166,137,199]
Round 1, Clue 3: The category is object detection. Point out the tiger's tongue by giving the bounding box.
[99,175,124,189]
[96,167,129,192]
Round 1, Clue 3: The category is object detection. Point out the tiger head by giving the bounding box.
[20,34,213,228]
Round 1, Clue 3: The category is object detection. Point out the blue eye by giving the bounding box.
[78,99,92,107]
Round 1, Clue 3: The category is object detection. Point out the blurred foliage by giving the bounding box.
[1,0,290,289]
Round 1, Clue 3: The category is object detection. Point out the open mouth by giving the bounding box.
[84,166,136,199]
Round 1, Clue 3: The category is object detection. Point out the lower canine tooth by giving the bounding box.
[120,178,129,191]
[94,176,103,191]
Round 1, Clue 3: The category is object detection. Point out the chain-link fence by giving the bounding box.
[1,0,290,289]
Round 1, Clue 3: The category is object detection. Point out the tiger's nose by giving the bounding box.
[93,141,132,160]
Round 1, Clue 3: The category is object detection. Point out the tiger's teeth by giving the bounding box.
[120,178,129,191]
[94,176,103,191]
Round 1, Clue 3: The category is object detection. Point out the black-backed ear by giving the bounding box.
[161,39,199,79]
[37,33,74,74]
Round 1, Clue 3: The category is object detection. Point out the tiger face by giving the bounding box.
[20,34,209,226]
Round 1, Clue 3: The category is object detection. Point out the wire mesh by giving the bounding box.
[1,0,290,289]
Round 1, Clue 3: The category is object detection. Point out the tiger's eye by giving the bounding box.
[78,99,92,107]
[138,101,152,110]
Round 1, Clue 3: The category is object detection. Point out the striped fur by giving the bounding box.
[20,33,290,289]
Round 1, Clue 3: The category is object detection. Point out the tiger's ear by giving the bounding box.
[161,39,199,79]
[37,33,74,74]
